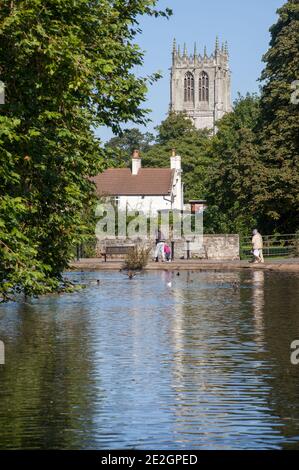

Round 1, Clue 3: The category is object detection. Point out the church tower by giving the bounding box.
[170,38,232,133]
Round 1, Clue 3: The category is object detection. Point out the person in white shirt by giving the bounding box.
[251,229,264,264]
[154,241,165,262]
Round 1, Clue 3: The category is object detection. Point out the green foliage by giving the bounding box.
[203,1,299,236]
[257,0,299,233]
[143,112,212,201]
[204,94,261,235]
[0,0,170,301]
[105,128,155,166]
[155,111,199,144]
[122,246,151,271]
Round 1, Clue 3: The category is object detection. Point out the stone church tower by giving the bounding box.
[170,38,232,132]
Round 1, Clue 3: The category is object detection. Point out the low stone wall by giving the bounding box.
[204,235,240,260]
[96,234,240,261]
[172,235,239,260]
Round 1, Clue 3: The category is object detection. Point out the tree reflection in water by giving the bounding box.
[0,270,298,449]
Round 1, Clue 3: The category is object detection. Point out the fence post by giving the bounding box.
[186,240,190,260]
[171,241,175,261]
[267,236,270,257]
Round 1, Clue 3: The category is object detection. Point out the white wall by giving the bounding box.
[117,172,183,215]
[118,195,172,216]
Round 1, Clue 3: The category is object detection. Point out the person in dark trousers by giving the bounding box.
[164,243,171,262]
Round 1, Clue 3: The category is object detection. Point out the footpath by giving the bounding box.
[69,258,299,273]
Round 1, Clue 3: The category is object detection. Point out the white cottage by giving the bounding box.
[91,150,184,216]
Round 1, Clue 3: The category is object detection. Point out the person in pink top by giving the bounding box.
[164,243,171,262]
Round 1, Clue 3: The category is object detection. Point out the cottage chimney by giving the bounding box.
[170,149,181,171]
[132,149,141,175]
[170,149,183,211]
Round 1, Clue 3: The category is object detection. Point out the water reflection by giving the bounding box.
[251,271,265,346]
[0,271,299,449]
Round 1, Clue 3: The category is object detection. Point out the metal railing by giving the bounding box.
[72,240,97,260]
[240,234,299,259]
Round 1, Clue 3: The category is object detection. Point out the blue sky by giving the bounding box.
[97,0,284,142]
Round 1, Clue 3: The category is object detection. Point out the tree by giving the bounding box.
[155,111,199,144]
[143,112,211,201]
[204,94,261,235]
[0,0,171,301]
[105,128,155,166]
[258,0,299,233]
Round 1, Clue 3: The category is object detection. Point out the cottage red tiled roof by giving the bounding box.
[91,168,175,196]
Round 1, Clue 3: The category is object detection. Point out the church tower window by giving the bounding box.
[184,72,194,102]
[199,71,209,102]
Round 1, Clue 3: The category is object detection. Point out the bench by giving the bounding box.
[101,245,135,262]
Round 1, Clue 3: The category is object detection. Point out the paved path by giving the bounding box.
[69,258,299,272]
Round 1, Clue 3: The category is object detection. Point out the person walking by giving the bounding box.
[155,228,165,245]
[251,229,264,264]
[154,240,165,262]
[154,228,166,262]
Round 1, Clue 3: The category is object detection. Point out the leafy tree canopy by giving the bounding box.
[204,94,261,235]
[105,128,155,166]
[257,0,299,233]
[155,111,201,144]
[0,0,171,301]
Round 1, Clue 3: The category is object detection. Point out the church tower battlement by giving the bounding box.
[170,38,232,132]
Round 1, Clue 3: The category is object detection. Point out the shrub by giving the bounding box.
[122,246,151,271]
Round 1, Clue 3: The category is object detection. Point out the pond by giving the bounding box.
[0,270,299,450]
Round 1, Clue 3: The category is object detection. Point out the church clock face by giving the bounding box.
[170,39,232,133]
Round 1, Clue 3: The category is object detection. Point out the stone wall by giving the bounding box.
[172,235,239,260]
[205,235,240,260]
[96,234,240,261]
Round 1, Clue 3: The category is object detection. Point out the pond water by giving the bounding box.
[0,270,299,450]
